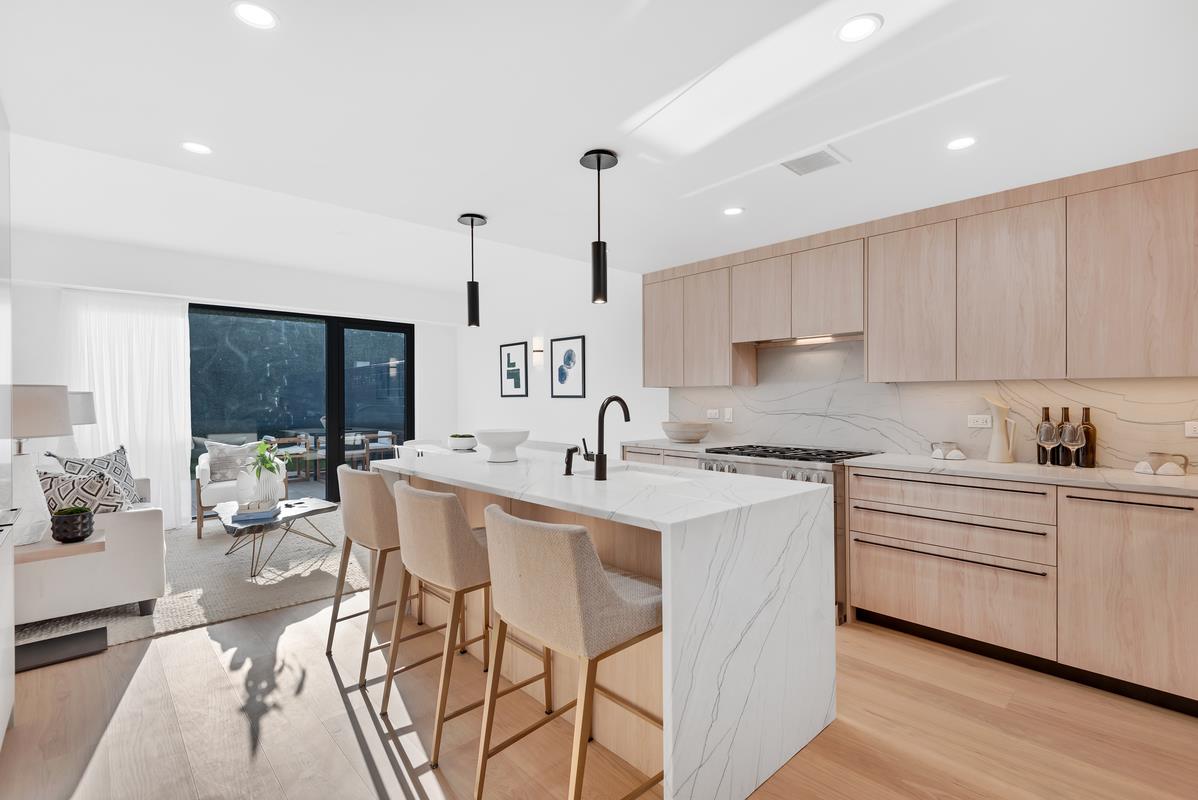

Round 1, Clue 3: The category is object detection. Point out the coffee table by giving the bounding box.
[215,498,338,578]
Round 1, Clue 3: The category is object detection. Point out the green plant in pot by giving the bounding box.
[51,505,95,543]
[244,441,290,507]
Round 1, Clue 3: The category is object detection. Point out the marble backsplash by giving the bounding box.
[669,342,1198,471]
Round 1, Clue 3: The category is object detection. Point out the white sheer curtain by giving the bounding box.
[62,290,192,530]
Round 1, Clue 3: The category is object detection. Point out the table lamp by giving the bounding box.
[13,384,72,455]
[68,391,98,426]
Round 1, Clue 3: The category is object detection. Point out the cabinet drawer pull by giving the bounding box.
[852,504,1047,536]
[1063,494,1194,512]
[853,473,1047,497]
[853,537,1049,577]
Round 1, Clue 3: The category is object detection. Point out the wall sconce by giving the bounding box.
[531,337,545,368]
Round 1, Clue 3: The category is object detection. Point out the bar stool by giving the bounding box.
[326,465,418,688]
[381,482,554,769]
[475,505,664,800]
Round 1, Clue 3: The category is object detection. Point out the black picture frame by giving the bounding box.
[499,341,529,397]
[549,335,586,398]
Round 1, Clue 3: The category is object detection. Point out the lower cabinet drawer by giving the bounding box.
[850,533,1057,659]
[849,500,1056,565]
[849,468,1056,524]
[623,448,663,465]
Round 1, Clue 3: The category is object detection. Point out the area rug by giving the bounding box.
[15,510,373,647]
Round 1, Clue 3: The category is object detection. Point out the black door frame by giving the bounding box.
[189,304,416,503]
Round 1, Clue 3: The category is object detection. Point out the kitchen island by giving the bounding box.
[372,445,835,800]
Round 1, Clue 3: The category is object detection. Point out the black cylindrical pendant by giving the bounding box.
[591,241,607,304]
[467,280,480,327]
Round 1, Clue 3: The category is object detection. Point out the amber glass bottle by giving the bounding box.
[1077,407,1097,468]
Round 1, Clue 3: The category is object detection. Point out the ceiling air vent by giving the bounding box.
[781,146,849,177]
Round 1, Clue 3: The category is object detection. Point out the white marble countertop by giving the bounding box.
[845,453,1198,499]
[372,445,827,530]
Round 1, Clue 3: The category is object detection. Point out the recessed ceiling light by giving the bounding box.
[232,3,277,30]
[946,136,977,151]
[723,207,745,216]
[180,141,213,155]
[837,14,883,43]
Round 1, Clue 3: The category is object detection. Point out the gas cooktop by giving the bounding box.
[704,445,876,463]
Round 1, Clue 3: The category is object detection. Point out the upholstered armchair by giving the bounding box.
[195,451,287,538]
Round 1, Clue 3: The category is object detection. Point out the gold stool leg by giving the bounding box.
[325,538,353,654]
[380,567,413,716]
[568,656,599,800]
[430,590,465,769]
[474,617,508,800]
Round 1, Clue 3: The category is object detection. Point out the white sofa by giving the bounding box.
[15,477,167,625]
[195,452,287,538]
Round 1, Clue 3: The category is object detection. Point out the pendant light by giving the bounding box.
[580,149,618,304]
[458,213,486,327]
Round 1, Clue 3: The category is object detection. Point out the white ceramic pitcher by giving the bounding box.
[984,396,1016,463]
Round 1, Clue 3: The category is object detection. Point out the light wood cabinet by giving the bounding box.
[662,454,700,469]
[792,239,864,338]
[1058,488,1198,699]
[956,200,1066,380]
[866,221,956,382]
[642,278,684,387]
[683,268,756,387]
[1067,171,1198,378]
[622,447,663,465]
[849,468,1056,525]
[731,255,791,342]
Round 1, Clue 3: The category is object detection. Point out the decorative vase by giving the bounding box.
[236,469,258,506]
[51,510,95,543]
[255,469,282,508]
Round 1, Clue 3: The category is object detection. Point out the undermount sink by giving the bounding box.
[573,463,690,485]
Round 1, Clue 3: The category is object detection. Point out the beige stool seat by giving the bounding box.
[381,482,555,771]
[475,505,664,800]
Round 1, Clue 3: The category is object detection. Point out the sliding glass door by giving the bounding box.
[189,306,414,510]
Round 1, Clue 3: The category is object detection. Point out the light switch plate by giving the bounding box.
[1185,421,1198,438]
[967,414,993,429]
[723,407,734,422]
[706,408,720,420]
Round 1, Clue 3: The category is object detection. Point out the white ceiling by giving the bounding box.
[2,0,1197,287]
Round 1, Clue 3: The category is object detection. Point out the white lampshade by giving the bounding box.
[13,384,73,439]
[68,391,98,425]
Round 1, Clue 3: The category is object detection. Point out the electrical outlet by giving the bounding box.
[1186,421,1198,438]
[706,408,720,420]
[967,414,993,429]
[723,407,734,422]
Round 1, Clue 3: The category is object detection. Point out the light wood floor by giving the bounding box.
[1,594,1194,800]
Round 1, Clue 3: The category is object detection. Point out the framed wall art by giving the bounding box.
[499,341,528,397]
[550,335,585,398]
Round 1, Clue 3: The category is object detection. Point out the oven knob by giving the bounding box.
[725,463,737,474]
[782,469,795,480]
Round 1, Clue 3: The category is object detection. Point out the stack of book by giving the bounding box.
[231,505,282,524]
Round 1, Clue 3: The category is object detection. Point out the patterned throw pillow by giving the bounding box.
[39,470,127,514]
[46,445,142,505]
[205,440,261,483]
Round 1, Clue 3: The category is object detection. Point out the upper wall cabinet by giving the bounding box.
[731,255,791,342]
[956,199,1066,380]
[683,268,756,386]
[643,277,685,387]
[1067,172,1198,378]
[866,221,957,382]
[792,239,864,338]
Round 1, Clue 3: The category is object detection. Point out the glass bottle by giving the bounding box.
[1077,407,1097,468]
[1037,407,1052,465]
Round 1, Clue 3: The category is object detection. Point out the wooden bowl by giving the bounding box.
[661,421,712,443]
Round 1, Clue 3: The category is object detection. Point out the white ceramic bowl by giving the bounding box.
[474,429,530,463]
[447,434,477,451]
[661,421,712,443]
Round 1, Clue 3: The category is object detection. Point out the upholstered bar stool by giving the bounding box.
[476,505,664,800]
[326,465,423,688]
[382,482,554,769]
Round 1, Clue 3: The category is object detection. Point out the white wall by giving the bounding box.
[455,255,667,447]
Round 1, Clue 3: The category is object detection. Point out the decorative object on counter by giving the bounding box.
[475,429,529,463]
[661,420,712,443]
[930,441,965,460]
[983,396,1016,463]
[50,506,95,543]
[1036,407,1052,465]
[1058,420,1087,469]
[1077,407,1098,468]
[579,148,618,304]
[550,335,586,398]
[1134,452,1190,476]
[499,341,528,397]
[447,433,477,451]
[1036,414,1061,465]
[458,212,486,327]
[1052,407,1072,466]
